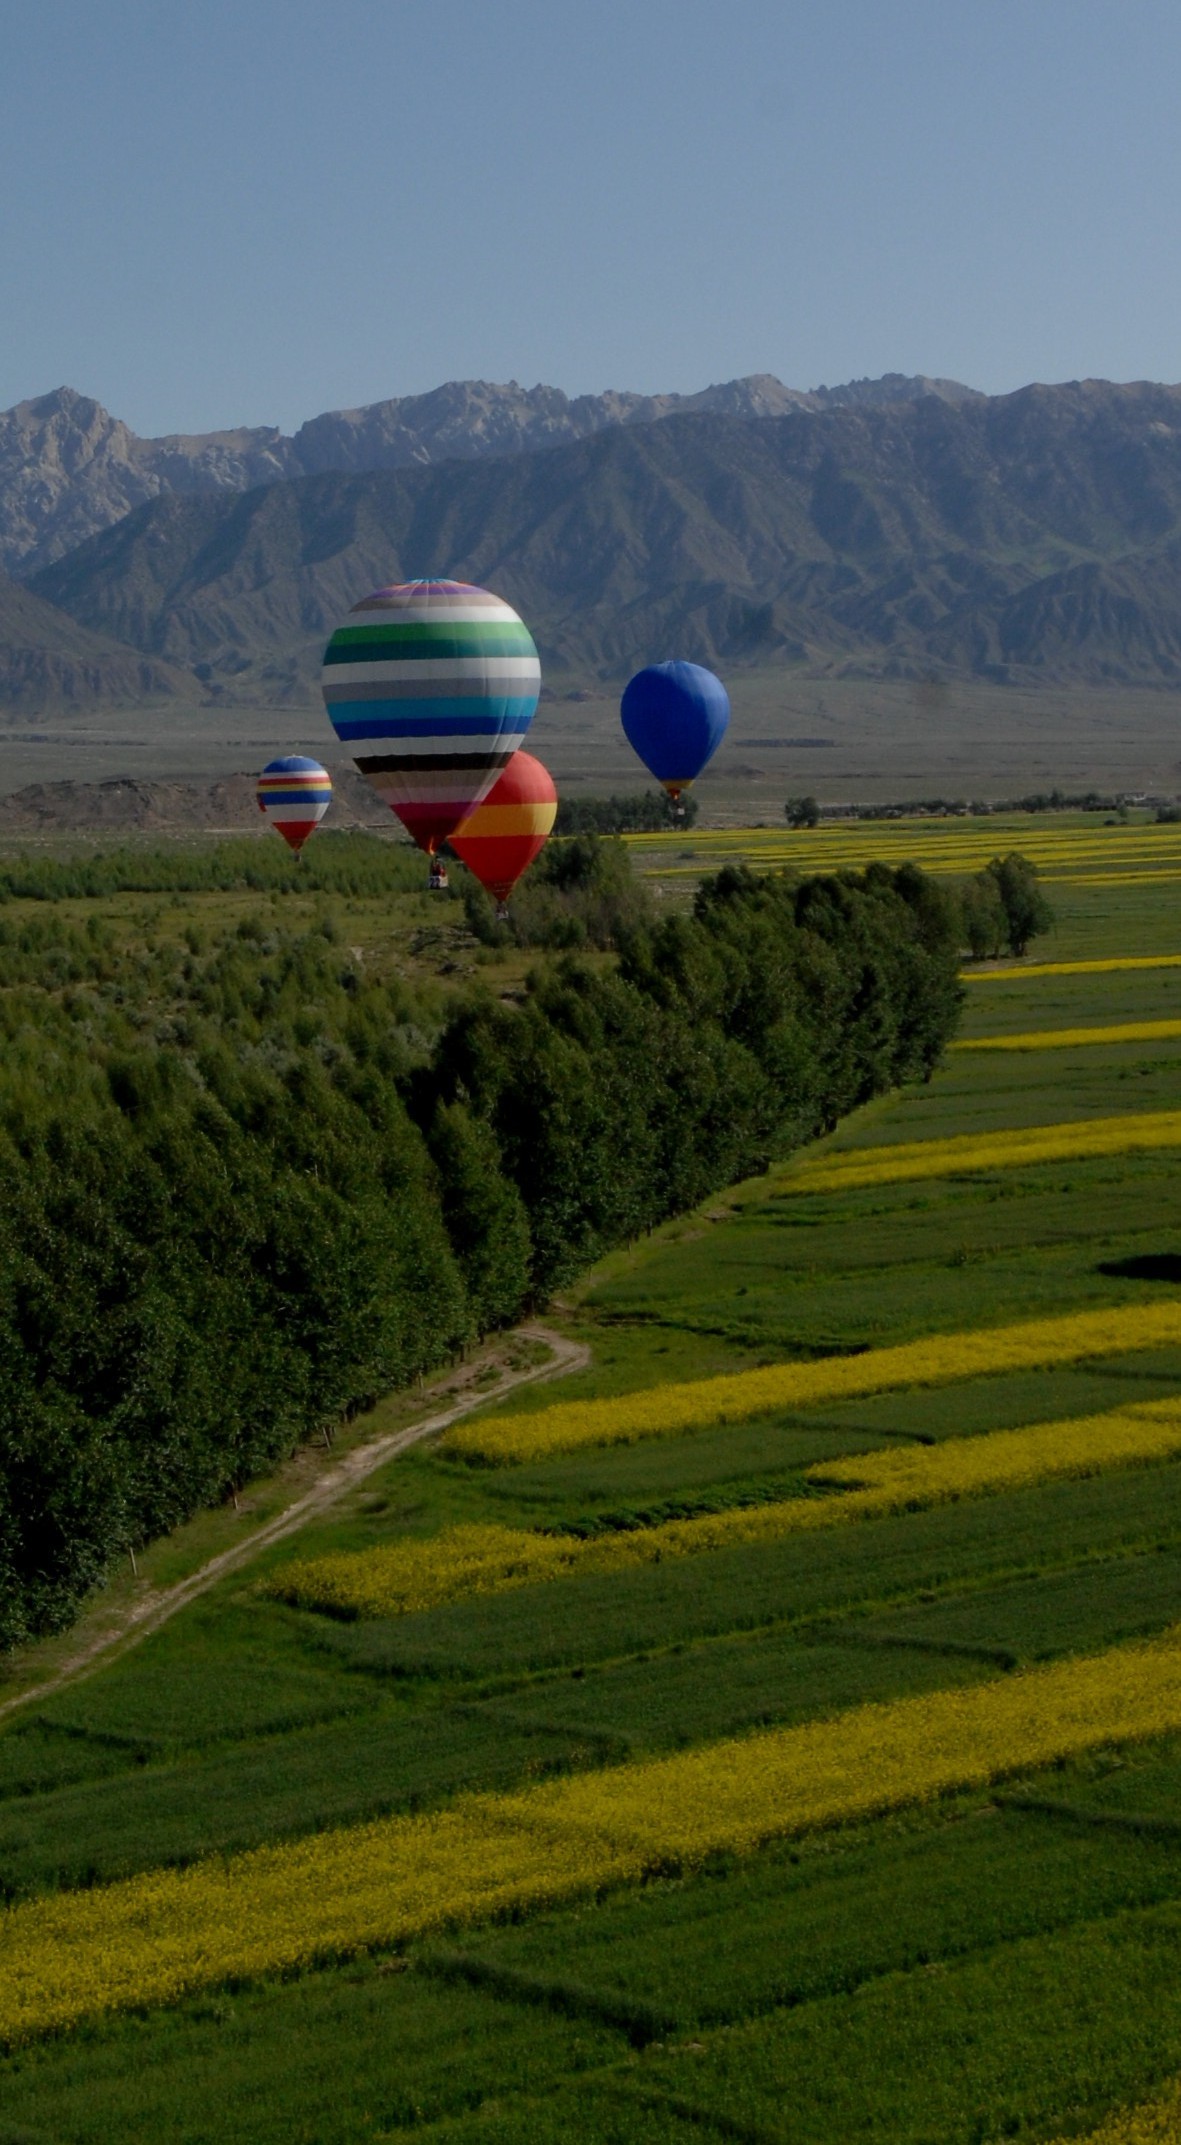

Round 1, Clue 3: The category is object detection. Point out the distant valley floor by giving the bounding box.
[0,675,1179,829]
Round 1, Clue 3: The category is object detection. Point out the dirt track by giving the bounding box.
[0,1322,588,1725]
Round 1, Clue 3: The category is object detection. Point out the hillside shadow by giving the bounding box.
[1096,1253,1181,1284]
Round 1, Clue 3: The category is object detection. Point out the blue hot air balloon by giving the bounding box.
[620,661,730,809]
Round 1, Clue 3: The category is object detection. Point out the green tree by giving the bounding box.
[785,795,821,828]
[958,874,1008,960]
[429,1101,532,1336]
[985,853,1054,956]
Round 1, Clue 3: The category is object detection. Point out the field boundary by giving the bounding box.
[0,1323,589,1729]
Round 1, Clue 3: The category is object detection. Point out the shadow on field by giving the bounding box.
[1096,1253,1181,1283]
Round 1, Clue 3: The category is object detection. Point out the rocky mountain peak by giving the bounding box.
[0,370,980,577]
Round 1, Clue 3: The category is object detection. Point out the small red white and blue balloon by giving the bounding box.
[256,757,333,854]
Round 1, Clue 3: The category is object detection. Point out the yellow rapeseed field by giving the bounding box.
[1046,2081,1181,2144]
[809,1398,1181,1500]
[451,1301,1181,1463]
[631,822,1181,885]
[7,1631,1181,2044]
[964,955,1181,981]
[955,1020,1181,1052]
[272,1399,1181,1620]
[1048,871,1181,888]
[789,1111,1181,1193]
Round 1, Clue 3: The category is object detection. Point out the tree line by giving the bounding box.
[465,833,1052,963]
[0,849,963,1647]
[553,792,699,835]
[0,832,425,903]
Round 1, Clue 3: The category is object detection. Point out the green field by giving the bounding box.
[4,818,1181,2141]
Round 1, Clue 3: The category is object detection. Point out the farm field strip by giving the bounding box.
[6,1629,1181,2045]
[644,860,1181,887]
[450,1302,1181,1463]
[964,955,1181,979]
[953,1019,1181,1052]
[789,1111,1181,1191]
[629,825,1181,901]
[634,817,1181,844]
[11,823,1181,2137]
[631,832,1181,858]
[644,859,1171,882]
[1048,2080,1181,2144]
[1045,870,1181,887]
[272,1399,1181,1621]
[629,833,1181,868]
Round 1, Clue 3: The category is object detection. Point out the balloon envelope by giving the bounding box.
[451,750,558,905]
[321,580,540,854]
[620,661,729,799]
[256,757,332,853]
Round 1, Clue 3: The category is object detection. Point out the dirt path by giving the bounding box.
[0,1322,589,1726]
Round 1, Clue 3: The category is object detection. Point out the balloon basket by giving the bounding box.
[428,859,450,892]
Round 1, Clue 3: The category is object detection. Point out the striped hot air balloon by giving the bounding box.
[451,750,558,913]
[320,580,540,863]
[256,756,332,853]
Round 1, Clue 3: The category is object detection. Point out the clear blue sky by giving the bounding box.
[4,0,1180,435]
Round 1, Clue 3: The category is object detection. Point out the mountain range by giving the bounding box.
[7,372,1181,711]
[0,372,979,577]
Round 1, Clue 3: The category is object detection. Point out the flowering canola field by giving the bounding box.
[6,1629,1181,2046]
[628,818,1181,885]
[1047,2080,1181,2145]
[273,1399,1181,1620]
[964,953,1181,981]
[1048,869,1181,888]
[954,1019,1181,1052]
[451,1302,1181,1464]
[11,816,1181,2132]
[789,1111,1181,1193]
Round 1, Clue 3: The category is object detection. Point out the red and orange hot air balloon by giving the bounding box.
[450,750,557,914]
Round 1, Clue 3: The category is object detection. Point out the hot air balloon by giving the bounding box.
[255,756,332,854]
[451,750,558,915]
[321,579,540,881]
[620,661,730,812]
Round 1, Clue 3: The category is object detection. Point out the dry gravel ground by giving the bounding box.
[2,674,1181,821]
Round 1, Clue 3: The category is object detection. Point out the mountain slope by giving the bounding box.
[0,574,189,711]
[0,374,980,576]
[28,380,1181,695]
[0,391,294,576]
